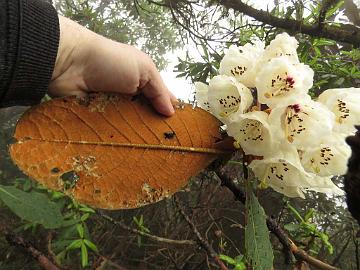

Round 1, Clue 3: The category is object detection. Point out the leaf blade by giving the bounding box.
[245,181,274,270]
[0,185,64,229]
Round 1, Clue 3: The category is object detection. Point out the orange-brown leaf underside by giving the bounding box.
[10,94,230,209]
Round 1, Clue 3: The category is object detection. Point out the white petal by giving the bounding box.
[318,88,360,133]
[208,75,253,120]
[219,44,264,88]
[300,133,351,176]
[304,176,344,196]
[226,111,274,156]
[269,101,334,149]
[262,32,299,64]
[194,82,210,111]
[255,57,314,108]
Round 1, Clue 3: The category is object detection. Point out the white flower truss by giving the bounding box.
[193,33,359,199]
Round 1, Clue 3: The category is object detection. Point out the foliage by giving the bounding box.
[219,254,246,270]
[284,202,334,255]
[133,215,151,247]
[0,178,98,267]
[54,0,182,69]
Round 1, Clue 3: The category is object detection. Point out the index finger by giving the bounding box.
[141,68,177,117]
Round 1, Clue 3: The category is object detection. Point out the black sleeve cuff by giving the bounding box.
[0,0,59,107]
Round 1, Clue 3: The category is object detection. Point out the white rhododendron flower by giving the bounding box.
[269,101,334,149]
[248,147,313,198]
[219,43,264,87]
[208,75,253,119]
[192,33,359,199]
[300,133,351,176]
[262,32,299,64]
[226,111,274,156]
[194,82,210,111]
[318,87,360,133]
[255,57,314,108]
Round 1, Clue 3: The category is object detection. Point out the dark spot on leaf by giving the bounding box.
[110,135,114,138]
[77,96,90,107]
[60,171,80,190]
[164,131,176,139]
[95,189,101,194]
[51,167,60,174]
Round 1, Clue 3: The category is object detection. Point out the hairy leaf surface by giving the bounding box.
[10,94,230,209]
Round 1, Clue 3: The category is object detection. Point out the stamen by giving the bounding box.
[265,74,295,98]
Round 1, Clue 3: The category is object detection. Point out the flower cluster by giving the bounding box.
[195,33,360,198]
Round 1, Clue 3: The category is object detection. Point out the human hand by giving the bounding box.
[49,16,176,116]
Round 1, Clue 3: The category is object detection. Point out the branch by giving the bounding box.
[96,210,196,246]
[216,0,360,46]
[215,170,340,270]
[1,229,59,270]
[174,196,229,270]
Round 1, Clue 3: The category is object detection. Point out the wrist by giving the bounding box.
[52,16,94,82]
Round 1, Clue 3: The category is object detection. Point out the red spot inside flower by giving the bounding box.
[286,76,295,86]
[289,104,301,113]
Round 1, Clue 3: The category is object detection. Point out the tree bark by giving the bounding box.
[216,0,360,46]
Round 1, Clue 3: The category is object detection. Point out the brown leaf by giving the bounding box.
[10,94,232,209]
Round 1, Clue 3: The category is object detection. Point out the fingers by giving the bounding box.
[141,68,176,117]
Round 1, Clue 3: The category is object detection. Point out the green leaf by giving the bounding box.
[81,213,90,222]
[219,254,236,265]
[313,39,336,46]
[79,206,95,214]
[22,180,32,192]
[84,239,99,253]
[66,239,82,251]
[81,242,89,267]
[234,255,244,264]
[319,232,334,254]
[325,1,344,19]
[51,191,65,200]
[245,181,274,270]
[0,185,64,229]
[284,223,301,232]
[76,224,84,238]
[234,262,246,270]
[304,208,314,221]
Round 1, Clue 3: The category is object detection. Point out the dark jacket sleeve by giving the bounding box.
[0,0,59,107]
